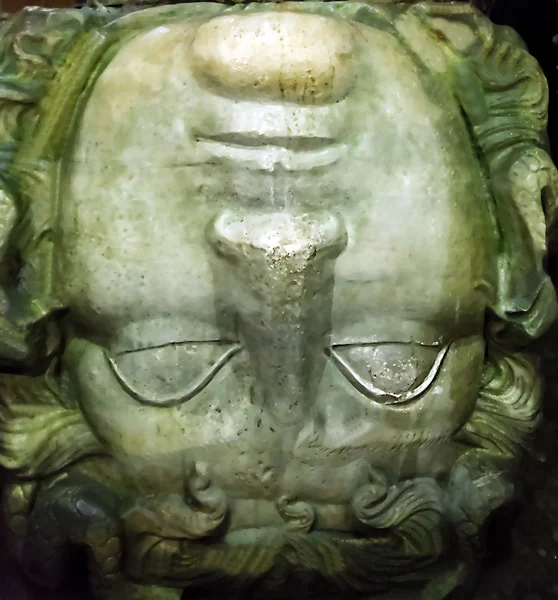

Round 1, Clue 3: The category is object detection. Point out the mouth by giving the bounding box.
[195,132,346,171]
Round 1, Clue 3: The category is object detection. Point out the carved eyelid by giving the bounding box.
[329,337,445,348]
[326,340,451,406]
[113,339,238,356]
[105,341,242,408]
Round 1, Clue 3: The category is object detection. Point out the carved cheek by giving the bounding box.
[300,335,486,453]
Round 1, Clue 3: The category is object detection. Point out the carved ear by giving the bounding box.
[408,3,558,342]
[484,144,558,343]
[0,370,105,477]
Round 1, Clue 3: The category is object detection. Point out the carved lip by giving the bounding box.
[195,132,346,171]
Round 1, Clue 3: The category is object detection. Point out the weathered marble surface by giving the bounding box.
[0,2,556,599]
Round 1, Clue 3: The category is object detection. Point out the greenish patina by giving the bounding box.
[0,2,556,599]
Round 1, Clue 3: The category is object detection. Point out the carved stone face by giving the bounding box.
[0,3,555,598]
[57,7,496,499]
[59,9,495,488]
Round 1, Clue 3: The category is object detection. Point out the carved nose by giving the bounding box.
[208,211,347,424]
[191,12,355,105]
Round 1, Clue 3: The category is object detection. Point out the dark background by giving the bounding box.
[490,0,558,162]
[0,0,558,598]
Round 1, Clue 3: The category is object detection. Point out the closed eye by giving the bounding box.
[326,341,451,405]
[105,341,242,408]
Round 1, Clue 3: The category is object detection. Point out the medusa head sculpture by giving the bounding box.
[0,1,556,599]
